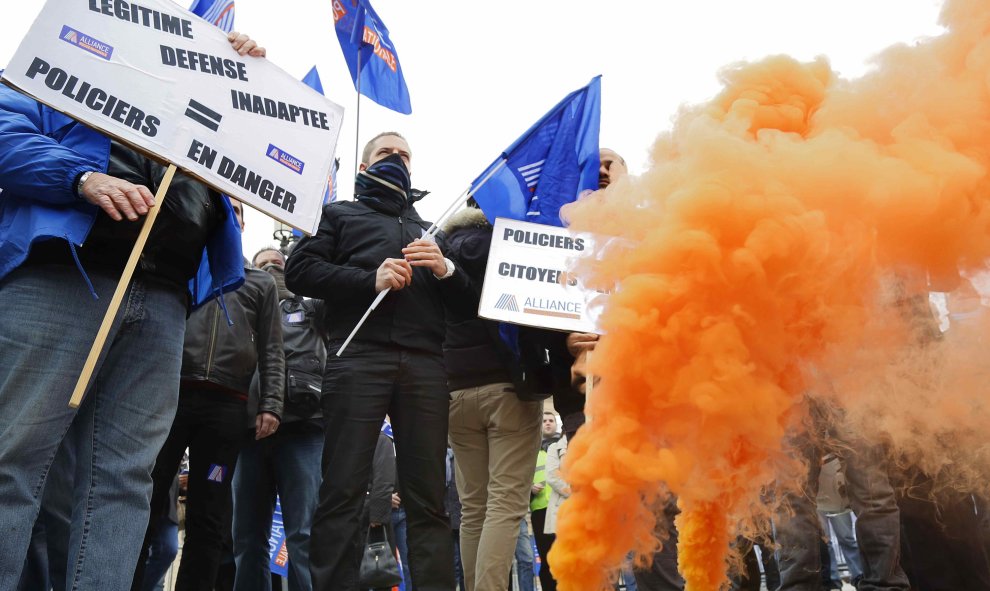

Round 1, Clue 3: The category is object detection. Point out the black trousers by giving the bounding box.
[896,469,990,591]
[310,342,454,591]
[633,503,685,591]
[529,509,556,591]
[133,388,247,591]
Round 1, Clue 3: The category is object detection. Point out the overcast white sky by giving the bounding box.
[1,0,945,256]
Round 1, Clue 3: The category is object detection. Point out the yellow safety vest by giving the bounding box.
[531,449,550,511]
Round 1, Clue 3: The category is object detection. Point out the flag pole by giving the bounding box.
[68,164,178,408]
[335,158,509,356]
[353,47,363,177]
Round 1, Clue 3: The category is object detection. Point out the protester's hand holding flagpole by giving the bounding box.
[69,165,178,408]
[334,159,508,356]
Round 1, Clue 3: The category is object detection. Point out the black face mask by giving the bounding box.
[354,153,413,216]
[261,263,291,300]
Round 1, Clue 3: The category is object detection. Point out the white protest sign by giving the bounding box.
[479,217,611,334]
[1,0,343,234]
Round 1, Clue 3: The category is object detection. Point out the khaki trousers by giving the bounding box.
[449,383,541,591]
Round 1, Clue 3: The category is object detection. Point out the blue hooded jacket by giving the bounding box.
[0,84,244,306]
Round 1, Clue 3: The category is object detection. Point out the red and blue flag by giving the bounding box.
[332,0,411,114]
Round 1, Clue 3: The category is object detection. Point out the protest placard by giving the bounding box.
[1,0,344,234]
[479,218,611,334]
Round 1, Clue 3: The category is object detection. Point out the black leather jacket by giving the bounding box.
[181,264,285,418]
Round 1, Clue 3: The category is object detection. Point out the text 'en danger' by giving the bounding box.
[187,139,297,213]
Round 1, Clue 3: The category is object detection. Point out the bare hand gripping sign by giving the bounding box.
[2,0,344,234]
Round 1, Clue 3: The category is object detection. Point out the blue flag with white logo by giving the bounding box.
[471,76,601,227]
[188,0,235,32]
[333,0,412,114]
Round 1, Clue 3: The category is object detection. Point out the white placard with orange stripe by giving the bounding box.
[479,217,609,334]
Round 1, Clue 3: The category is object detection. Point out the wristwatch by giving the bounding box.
[435,257,455,280]
[76,170,95,198]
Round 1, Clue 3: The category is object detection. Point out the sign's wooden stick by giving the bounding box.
[68,164,178,408]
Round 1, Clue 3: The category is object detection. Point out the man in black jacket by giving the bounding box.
[286,132,469,591]
[232,246,327,591]
[135,201,285,591]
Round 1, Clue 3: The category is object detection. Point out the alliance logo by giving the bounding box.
[59,25,113,60]
[522,297,582,320]
[206,464,227,483]
[266,144,305,175]
[494,293,520,313]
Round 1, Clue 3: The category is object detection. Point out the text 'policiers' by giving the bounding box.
[25,57,160,137]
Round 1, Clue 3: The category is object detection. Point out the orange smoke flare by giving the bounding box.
[550,0,990,589]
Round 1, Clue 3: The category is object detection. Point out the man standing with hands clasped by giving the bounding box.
[286,132,471,591]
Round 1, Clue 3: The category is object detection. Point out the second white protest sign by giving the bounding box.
[479,218,610,334]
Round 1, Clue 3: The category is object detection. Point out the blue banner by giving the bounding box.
[471,76,601,227]
[268,497,289,577]
[188,0,235,32]
[333,0,412,114]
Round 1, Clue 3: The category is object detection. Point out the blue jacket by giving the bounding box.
[0,84,244,306]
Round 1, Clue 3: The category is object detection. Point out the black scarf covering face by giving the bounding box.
[354,153,412,216]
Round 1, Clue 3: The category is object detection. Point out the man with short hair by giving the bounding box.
[558,148,630,438]
[597,148,628,189]
[541,411,561,451]
[564,150,685,591]
[286,132,470,591]
[232,246,327,591]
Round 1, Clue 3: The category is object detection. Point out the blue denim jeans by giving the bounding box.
[17,435,74,591]
[392,507,412,589]
[451,530,464,591]
[513,519,535,591]
[0,264,186,590]
[142,517,179,591]
[232,421,324,591]
[820,510,864,583]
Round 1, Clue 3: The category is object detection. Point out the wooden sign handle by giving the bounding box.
[68,164,178,408]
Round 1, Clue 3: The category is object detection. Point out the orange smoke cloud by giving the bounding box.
[550,0,990,589]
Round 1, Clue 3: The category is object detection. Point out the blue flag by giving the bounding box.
[188,0,235,32]
[333,0,412,114]
[302,65,325,95]
[471,76,601,227]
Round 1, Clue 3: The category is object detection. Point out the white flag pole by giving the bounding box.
[353,48,363,178]
[334,158,509,356]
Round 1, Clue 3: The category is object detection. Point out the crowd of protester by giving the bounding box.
[3,32,990,591]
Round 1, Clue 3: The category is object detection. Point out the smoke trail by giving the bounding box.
[550,0,990,589]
